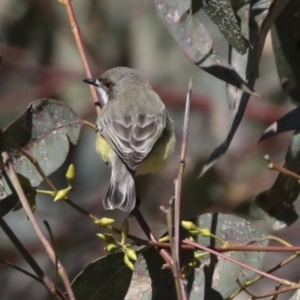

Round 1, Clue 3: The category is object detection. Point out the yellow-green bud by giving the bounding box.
[201,228,211,237]
[66,164,76,182]
[181,221,198,231]
[181,265,193,278]
[121,218,129,244]
[124,254,135,270]
[125,248,137,261]
[192,258,201,268]
[94,218,115,226]
[97,233,117,244]
[105,244,118,253]
[54,187,72,201]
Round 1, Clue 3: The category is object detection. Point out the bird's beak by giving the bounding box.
[83,78,99,87]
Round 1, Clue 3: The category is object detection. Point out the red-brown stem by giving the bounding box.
[2,152,75,300]
[59,0,101,115]
[264,154,300,180]
[134,209,173,266]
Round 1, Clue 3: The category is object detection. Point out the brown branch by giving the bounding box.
[164,200,188,300]
[146,241,300,252]
[174,77,193,266]
[57,0,101,115]
[2,152,75,300]
[264,154,300,181]
[134,208,173,266]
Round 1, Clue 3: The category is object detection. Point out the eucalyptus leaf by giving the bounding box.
[72,253,133,300]
[201,0,249,54]
[154,0,258,96]
[199,2,258,177]
[2,99,83,187]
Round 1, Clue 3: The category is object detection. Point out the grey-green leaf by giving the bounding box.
[2,99,83,187]
[201,0,249,54]
[72,253,133,300]
[154,0,258,96]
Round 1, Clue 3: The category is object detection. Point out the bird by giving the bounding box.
[83,67,175,211]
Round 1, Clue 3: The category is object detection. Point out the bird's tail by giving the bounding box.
[103,154,136,211]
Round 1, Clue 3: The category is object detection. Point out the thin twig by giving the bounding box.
[229,250,300,298]
[44,221,59,289]
[183,239,296,286]
[2,152,75,300]
[164,200,186,300]
[147,241,300,252]
[57,0,101,115]
[0,218,66,300]
[174,77,193,266]
[134,208,173,266]
[236,278,300,299]
[264,154,300,181]
[0,258,42,283]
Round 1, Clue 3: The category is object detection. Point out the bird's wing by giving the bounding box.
[98,113,166,171]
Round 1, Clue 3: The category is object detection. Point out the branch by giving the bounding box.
[174,77,193,264]
[2,152,75,300]
[57,0,101,115]
[163,200,188,300]
[264,154,300,181]
[134,208,173,267]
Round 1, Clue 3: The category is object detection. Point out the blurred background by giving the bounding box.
[0,0,297,299]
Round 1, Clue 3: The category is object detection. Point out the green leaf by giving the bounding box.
[72,253,133,300]
[2,99,83,187]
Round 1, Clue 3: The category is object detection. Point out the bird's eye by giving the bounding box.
[104,82,112,90]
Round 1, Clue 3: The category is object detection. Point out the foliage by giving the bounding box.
[1,0,300,300]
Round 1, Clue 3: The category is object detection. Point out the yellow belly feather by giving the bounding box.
[95,132,175,175]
